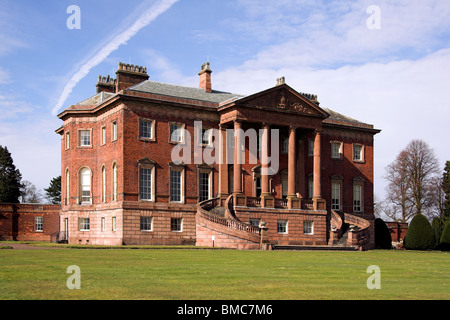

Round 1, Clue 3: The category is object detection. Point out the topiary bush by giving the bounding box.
[432,218,444,249]
[439,221,450,251]
[374,218,392,249]
[404,214,436,250]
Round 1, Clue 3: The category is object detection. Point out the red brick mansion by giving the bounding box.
[53,61,380,250]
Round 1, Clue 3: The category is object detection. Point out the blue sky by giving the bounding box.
[1,0,450,201]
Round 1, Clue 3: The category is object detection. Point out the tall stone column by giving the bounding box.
[218,124,229,206]
[233,120,246,206]
[287,126,300,209]
[297,139,306,199]
[233,120,242,194]
[313,129,326,210]
[261,123,270,196]
[260,123,274,208]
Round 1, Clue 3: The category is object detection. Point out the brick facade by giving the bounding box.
[52,61,380,249]
[0,203,60,241]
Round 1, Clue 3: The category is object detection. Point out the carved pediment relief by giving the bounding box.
[241,87,321,116]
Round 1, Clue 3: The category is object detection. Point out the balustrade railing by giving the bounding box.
[197,197,260,237]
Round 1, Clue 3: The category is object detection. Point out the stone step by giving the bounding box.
[272,245,359,251]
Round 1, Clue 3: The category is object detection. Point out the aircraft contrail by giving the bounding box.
[52,0,178,115]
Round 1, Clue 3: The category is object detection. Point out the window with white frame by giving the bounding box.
[169,123,183,143]
[303,221,313,235]
[198,127,211,146]
[353,183,362,212]
[112,163,118,201]
[80,167,91,204]
[170,168,183,202]
[65,132,70,150]
[277,220,288,234]
[79,130,91,147]
[112,121,118,141]
[199,171,211,202]
[79,217,90,231]
[331,141,342,159]
[140,167,153,201]
[112,216,116,231]
[101,166,106,202]
[331,181,341,210]
[353,144,364,162]
[140,216,152,231]
[139,119,154,140]
[171,218,183,232]
[65,169,70,205]
[138,159,155,202]
[34,216,43,232]
[101,126,106,145]
[101,217,106,232]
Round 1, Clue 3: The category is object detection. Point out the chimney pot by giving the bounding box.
[276,77,285,86]
[198,62,212,93]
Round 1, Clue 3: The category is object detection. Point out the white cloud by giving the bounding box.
[0,114,61,192]
[228,0,450,67]
[51,0,179,115]
[212,0,450,201]
[140,49,196,86]
[0,94,34,119]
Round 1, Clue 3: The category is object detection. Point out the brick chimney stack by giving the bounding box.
[115,62,149,92]
[198,62,212,93]
[96,75,117,94]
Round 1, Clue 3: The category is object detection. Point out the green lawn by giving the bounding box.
[0,244,449,300]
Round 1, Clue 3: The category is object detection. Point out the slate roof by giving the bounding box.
[323,108,366,126]
[129,80,244,104]
[63,79,376,131]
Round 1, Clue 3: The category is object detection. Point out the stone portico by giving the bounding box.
[56,61,380,250]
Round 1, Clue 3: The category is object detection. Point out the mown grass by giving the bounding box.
[0,244,448,300]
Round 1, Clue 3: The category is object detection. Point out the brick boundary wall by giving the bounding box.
[0,203,61,241]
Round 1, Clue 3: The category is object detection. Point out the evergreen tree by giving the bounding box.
[432,217,444,248]
[0,146,23,203]
[440,221,450,251]
[442,161,450,221]
[404,214,436,250]
[374,218,392,249]
[44,176,61,204]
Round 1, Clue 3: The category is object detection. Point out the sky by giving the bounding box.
[0,0,449,202]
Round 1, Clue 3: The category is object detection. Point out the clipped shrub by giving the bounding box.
[375,218,392,249]
[432,218,444,249]
[439,221,450,251]
[404,214,436,250]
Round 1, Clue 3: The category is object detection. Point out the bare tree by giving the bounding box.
[20,180,43,203]
[384,150,414,222]
[403,140,440,216]
[384,140,440,222]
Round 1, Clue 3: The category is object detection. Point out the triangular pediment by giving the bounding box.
[236,84,329,118]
